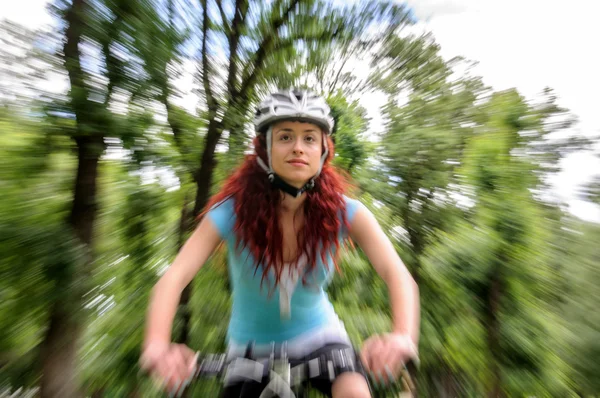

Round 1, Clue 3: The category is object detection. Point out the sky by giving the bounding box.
[1,0,599,221]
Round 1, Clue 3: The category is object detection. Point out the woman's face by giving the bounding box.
[270,120,324,188]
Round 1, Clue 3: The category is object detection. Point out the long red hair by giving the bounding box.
[203,133,352,290]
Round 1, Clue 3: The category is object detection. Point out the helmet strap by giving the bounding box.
[270,173,315,198]
[315,133,328,178]
[256,125,275,176]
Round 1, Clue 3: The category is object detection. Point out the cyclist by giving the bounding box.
[141,89,420,397]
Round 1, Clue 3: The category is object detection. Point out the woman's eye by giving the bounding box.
[280,134,290,141]
[305,136,315,142]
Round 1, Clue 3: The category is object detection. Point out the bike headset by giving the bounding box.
[254,89,335,198]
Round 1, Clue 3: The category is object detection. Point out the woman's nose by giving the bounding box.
[292,139,304,154]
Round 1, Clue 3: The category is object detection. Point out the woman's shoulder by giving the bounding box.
[341,194,366,225]
[206,196,236,240]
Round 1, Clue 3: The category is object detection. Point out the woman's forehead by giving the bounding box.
[273,120,322,133]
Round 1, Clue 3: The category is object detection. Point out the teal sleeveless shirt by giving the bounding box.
[207,195,361,345]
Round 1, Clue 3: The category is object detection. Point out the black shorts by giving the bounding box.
[220,343,371,398]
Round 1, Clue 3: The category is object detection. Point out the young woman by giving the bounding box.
[141,89,420,397]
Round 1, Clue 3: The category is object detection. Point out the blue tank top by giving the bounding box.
[206,195,361,345]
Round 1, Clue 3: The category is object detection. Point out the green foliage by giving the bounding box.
[328,92,371,173]
[79,164,179,396]
[0,115,80,388]
[417,90,578,396]
[1,2,599,397]
[370,33,452,95]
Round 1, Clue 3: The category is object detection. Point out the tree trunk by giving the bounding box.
[40,297,82,398]
[68,137,103,244]
[166,102,183,149]
[175,285,192,346]
[177,193,191,251]
[40,136,103,398]
[441,365,457,397]
[174,193,192,346]
[40,0,101,394]
[90,388,105,398]
[486,270,503,398]
[175,121,221,347]
[193,120,222,218]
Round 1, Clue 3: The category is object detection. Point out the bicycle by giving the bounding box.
[166,341,417,398]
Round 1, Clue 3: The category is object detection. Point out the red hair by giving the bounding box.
[203,133,352,291]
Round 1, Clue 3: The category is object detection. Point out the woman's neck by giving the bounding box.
[279,191,306,216]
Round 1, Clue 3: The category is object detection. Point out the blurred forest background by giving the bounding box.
[1,0,599,397]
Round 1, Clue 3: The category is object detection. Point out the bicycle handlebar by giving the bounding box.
[161,340,418,397]
[180,349,417,396]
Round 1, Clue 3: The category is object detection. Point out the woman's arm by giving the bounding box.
[349,205,420,345]
[144,216,223,348]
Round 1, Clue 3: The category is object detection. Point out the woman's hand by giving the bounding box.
[360,333,418,385]
[140,341,197,393]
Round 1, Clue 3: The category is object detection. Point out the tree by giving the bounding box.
[334,35,486,396]
[37,0,170,395]
[421,90,576,397]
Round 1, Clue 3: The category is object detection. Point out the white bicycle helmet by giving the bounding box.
[254,89,334,197]
[254,89,335,134]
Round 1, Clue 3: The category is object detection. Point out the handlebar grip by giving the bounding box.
[400,358,418,394]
